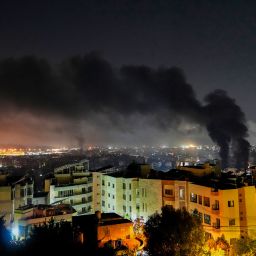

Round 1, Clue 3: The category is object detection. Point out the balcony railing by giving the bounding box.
[213,223,220,229]
[212,204,219,210]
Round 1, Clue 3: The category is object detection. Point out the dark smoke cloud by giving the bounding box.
[0,53,250,168]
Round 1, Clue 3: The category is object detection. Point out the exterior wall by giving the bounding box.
[47,160,93,215]
[136,179,162,221]
[49,181,93,214]
[238,186,256,238]
[0,181,34,225]
[162,180,188,210]
[98,222,134,246]
[101,175,162,221]
[14,209,74,239]
[177,163,215,177]
[186,183,256,243]
[101,175,123,215]
[0,186,13,224]
[92,172,102,212]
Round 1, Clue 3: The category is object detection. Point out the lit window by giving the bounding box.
[204,214,211,225]
[190,193,197,203]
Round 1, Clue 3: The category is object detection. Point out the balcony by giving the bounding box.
[213,223,220,230]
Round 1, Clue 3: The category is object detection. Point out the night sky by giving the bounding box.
[1,0,256,147]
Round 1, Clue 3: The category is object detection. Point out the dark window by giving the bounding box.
[228,200,234,207]
[102,180,105,186]
[123,194,126,200]
[198,195,202,205]
[123,205,126,212]
[203,197,210,207]
[102,200,105,206]
[229,219,235,226]
[129,184,131,190]
[129,195,132,201]
[123,183,126,189]
[112,184,115,188]
[165,189,173,196]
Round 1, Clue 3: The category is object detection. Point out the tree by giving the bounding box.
[233,237,256,256]
[144,206,205,256]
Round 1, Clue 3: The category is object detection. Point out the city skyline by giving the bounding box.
[1,1,256,150]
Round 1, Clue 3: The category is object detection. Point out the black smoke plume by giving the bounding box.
[0,54,250,168]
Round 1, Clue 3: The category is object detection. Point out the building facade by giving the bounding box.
[45,160,93,215]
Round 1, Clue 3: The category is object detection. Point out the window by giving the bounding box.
[21,189,26,197]
[112,195,115,199]
[113,206,115,210]
[212,200,219,210]
[108,193,110,198]
[129,184,131,190]
[204,214,211,225]
[214,218,220,229]
[179,187,185,200]
[198,195,202,205]
[129,206,132,212]
[27,198,32,204]
[129,195,132,201]
[229,219,235,226]
[102,200,105,207]
[112,184,115,188]
[203,197,210,207]
[108,182,110,187]
[102,180,105,186]
[239,199,242,203]
[82,197,86,203]
[123,205,126,212]
[228,200,234,207]
[82,187,86,194]
[190,193,197,203]
[123,194,126,200]
[123,183,126,189]
[108,204,110,208]
[165,189,173,196]
[102,190,105,196]
[27,187,32,196]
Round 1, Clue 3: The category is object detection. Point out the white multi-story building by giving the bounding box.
[96,164,162,221]
[45,160,93,215]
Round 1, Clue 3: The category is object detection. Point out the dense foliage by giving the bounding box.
[144,206,205,256]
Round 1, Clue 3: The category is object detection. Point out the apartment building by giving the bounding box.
[162,179,188,209]
[0,174,33,225]
[45,159,93,215]
[14,204,76,239]
[187,182,256,243]
[99,164,162,221]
